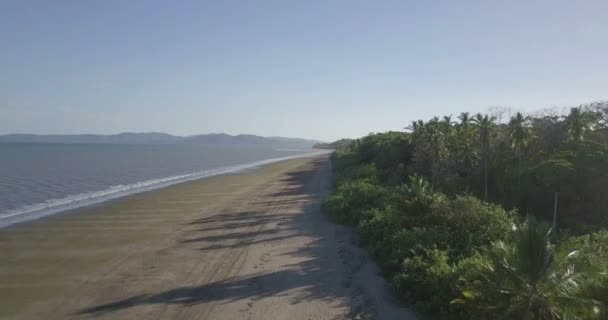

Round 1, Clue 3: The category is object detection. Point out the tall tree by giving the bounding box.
[458,112,472,129]
[442,115,454,130]
[427,118,445,186]
[565,106,593,144]
[457,112,477,187]
[508,112,532,189]
[473,113,495,201]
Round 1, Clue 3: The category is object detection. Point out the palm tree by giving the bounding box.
[458,112,472,130]
[408,120,424,133]
[407,120,426,143]
[442,115,455,141]
[473,113,495,201]
[455,216,603,319]
[426,118,444,185]
[403,174,435,214]
[565,106,592,144]
[457,112,476,187]
[508,112,531,151]
[508,112,532,189]
[442,115,454,130]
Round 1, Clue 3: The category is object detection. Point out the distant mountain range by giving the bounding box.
[0,133,324,147]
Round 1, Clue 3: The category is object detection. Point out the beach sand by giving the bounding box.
[0,155,415,320]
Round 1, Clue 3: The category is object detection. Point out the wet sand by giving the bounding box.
[0,155,414,320]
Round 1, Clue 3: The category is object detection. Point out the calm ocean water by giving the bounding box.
[0,143,321,227]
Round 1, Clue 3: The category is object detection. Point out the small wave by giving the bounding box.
[0,152,323,229]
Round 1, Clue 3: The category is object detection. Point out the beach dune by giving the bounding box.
[0,155,414,320]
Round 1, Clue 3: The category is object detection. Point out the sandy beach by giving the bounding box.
[0,155,414,320]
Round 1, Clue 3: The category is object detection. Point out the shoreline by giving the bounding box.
[0,151,329,229]
[0,154,413,320]
[0,156,323,318]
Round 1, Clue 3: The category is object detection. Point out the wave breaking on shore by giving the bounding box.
[0,152,325,229]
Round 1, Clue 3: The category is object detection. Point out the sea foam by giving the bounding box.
[0,152,323,229]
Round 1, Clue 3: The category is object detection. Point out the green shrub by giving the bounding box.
[325,174,516,317]
[455,217,604,319]
[450,253,493,319]
[392,249,456,314]
[397,194,515,259]
[560,230,608,315]
[400,174,440,216]
[362,194,516,317]
[356,207,397,246]
[321,179,391,225]
[332,163,378,187]
[437,195,515,258]
[330,147,358,171]
[370,226,451,275]
[558,229,608,255]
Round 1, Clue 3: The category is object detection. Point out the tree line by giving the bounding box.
[322,101,608,319]
[401,101,606,229]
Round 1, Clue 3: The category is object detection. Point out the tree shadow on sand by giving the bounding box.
[77,257,340,316]
[76,156,354,317]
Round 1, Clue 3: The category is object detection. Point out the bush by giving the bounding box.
[455,217,605,319]
[357,207,397,246]
[330,147,358,172]
[435,195,515,258]
[371,227,449,275]
[392,249,456,314]
[332,163,378,187]
[397,194,515,259]
[560,230,608,315]
[321,179,392,225]
[323,173,517,317]
[323,108,608,319]
[450,253,494,319]
[399,174,441,217]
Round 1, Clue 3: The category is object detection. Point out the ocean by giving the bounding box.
[0,143,321,228]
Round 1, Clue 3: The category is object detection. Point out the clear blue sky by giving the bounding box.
[1,1,607,141]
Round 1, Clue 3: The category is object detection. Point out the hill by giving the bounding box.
[0,133,323,147]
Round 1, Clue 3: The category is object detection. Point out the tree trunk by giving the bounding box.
[484,154,488,201]
[517,151,521,196]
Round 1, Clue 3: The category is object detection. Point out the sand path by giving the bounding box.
[0,156,415,320]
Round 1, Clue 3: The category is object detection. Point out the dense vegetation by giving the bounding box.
[322,102,608,319]
[313,138,354,149]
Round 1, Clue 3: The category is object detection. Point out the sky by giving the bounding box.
[1,1,607,141]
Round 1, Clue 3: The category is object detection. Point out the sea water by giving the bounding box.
[0,143,321,228]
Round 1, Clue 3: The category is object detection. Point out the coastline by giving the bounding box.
[0,156,321,317]
[0,154,414,320]
[0,150,328,229]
